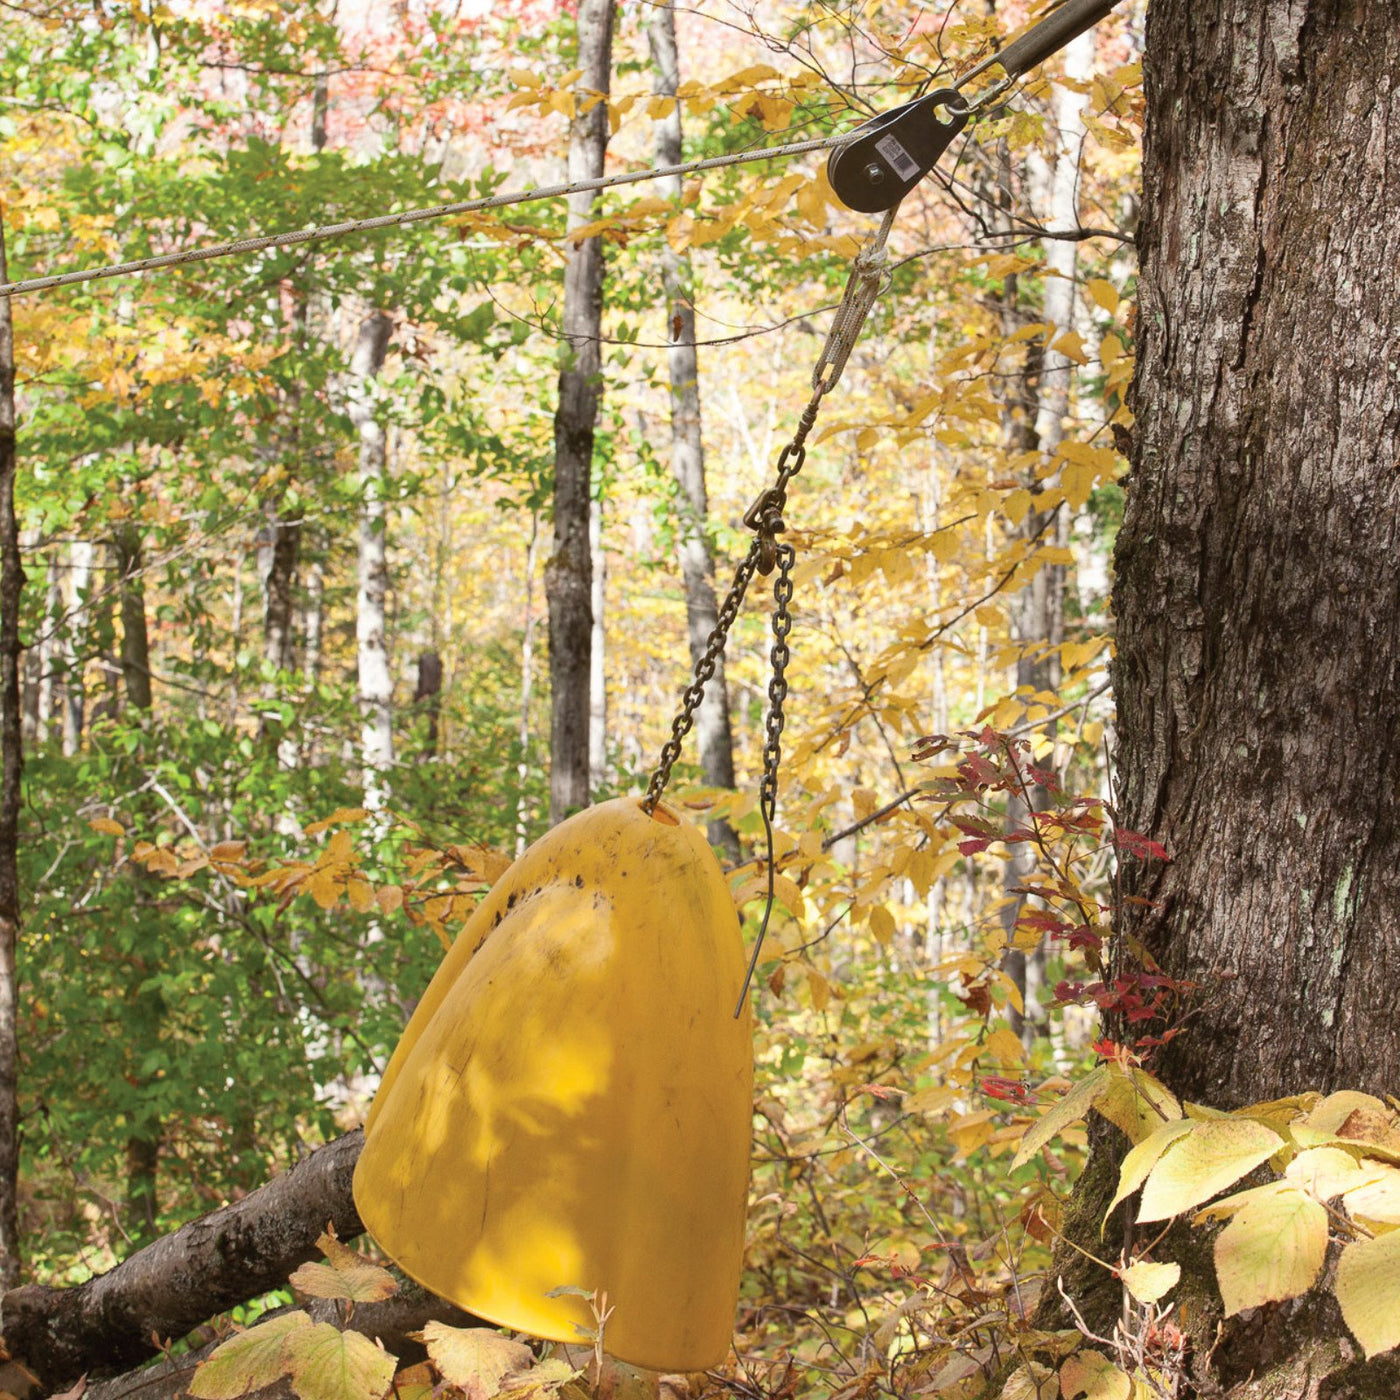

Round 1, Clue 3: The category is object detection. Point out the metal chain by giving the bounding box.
[731,540,796,1012]
[641,204,899,813]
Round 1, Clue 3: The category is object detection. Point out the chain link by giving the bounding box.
[639,210,899,1005]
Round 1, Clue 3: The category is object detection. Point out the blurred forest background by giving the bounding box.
[1,0,1148,1388]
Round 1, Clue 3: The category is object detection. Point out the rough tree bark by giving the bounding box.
[347,311,395,812]
[1059,2,1400,1392]
[545,0,614,825]
[647,3,739,859]
[0,217,24,1288]
[1117,0,1400,1116]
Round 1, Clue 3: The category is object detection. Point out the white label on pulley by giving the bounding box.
[874,133,920,181]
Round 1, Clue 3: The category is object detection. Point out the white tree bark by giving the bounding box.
[648,2,738,855]
[62,540,95,756]
[347,311,395,811]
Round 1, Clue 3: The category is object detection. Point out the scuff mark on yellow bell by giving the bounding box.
[353,796,754,1372]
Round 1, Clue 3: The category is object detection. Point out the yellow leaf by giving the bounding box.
[867,904,897,945]
[1095,1066,1181,1145]
[1059,1349,1131,1400]
[1049,330,1089,364]
[286,1321,395,1400]
[1214,1187,1328,1316]
[806,965,831,1012]
[346,878,375,914]
[983,1025,1025,1068]
[1011,1067,1108,1169]
[290,1258,398,1303]
[1117,1260,1179,1306]
[211,840,247,861]
[1106,1119,1196,1221]
[190,1311,312,1398]
[304,807,369,837]
[308,870,341,910]
[89,817,125,836]
[417,1321,532,1400]
[146,848,179,876]
[324,829,354,864]
[1100,333,1125,373]
[1002,488,1033,526]
[1084,278,1120,315]
[377,885,404,915]
[1335,1228,1400,1358]
[1137,1119,1285,1222]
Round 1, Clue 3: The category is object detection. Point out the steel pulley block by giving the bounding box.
[827,88,969,213]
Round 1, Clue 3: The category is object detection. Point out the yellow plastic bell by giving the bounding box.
[353,796,754,1372]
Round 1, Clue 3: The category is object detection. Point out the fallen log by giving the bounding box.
[1,1130,365,1392]
[84,1285,475,1400]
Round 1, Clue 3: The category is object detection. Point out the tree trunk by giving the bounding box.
[647,3,739,859]
[112,524,153,714]
[259,504,300,676]
[1002,33,1094,1046]
[545,0,614,825]
[413,648,443,757]
[0,220,24,1287]
[347,311,395,812]
[1116,0,1400,1108]
[588,497,607,792]
[1054,2,1400,1391]
[110,519,164,1244]
[62,540,94,756]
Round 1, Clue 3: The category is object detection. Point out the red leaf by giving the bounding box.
[1113,828,1170,861]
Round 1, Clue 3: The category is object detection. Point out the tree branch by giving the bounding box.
[0,1132,365,1391]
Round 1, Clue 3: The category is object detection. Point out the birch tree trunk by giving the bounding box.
[62,540,94,756]
[648,3,738,857]
[347,311,395,811]
[1003,32,1094,1046]
[545,0,614,824]
[0,218,23,1286]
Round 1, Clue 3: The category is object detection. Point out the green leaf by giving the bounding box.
[1011,1067,1107,1170]
[1058,1348,1131,1400]
[1335,1228,1400,1358]
[1106,1119,1195,1223]
[1214,1187,1328,1316]
[289,1259,398,1304]
[1137,1118,1284,1222]
[1118,1259,1180,1306]
[1094,1066,1181,1145]
[286,1321,395,1400]
[420,1324,533,1400]
[190,1310,312,1399]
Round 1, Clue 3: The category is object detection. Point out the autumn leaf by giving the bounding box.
[286,1321,396,1400]
[289,1257,397,1304]
[420,1324,532,1400]
[189,1310,312,1398]
[1335,1228,1400,1358]
[1117,1259,1180,1305]
[88,817,125,835]
[1137,1119,1284,1222]
[1213,1186,1328,1315]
